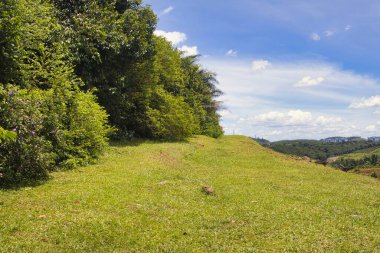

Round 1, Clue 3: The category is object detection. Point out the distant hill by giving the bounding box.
[251,137,271,145]
[256,138,380,161]
[320,136,364,143]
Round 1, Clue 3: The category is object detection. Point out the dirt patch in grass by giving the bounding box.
[358,168,380,180]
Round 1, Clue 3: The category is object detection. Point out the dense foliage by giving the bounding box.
[331,154,380,171]
[0,0,110,184]
[0,0,223,184]
[51,1,223,139]
[265,139,380,161]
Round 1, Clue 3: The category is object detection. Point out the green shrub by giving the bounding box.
[0,85,112,185]
[202,121,224,138]
[49,90,112,169]
[0,87,54,184]
[370,172,378,178]
[147,88,198,141]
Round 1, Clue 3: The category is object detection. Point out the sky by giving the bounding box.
[144,0,380,141]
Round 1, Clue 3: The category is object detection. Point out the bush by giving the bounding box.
[371,172,378,178]
[0,85,112,185]
[49,90,112,169]
[0,87,54,184]
[147,88,198,141]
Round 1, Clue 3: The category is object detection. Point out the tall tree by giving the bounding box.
[0,0,111,184]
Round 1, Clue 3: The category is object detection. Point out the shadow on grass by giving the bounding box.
[1,138,192,191]
[109,138,148,147]
[109,137,190,147]
[0,177,49,191]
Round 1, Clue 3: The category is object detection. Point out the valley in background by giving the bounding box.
[254,136,380,179]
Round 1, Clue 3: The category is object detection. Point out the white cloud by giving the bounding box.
[366,125,377,132]
[324,30,334,37]
[178,45,199,57]
[250,110,345,139]
[288,110,313,124]
[315,116,342,125]
[201,58,380,140]
[160,6,174,16]
[154,31,199,57]
[252,60,271,72]
[154,30,187,45]
[255,111,287,122]
[259,110,313,125]
[345,25,352,31]
[295,76,325,87]
[226,49,238,57]
[349,95,380,109]
[310,33,321,41]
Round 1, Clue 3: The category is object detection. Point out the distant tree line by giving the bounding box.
[331,154,380,172]
[0,0,223,185]
[263,139,380,161]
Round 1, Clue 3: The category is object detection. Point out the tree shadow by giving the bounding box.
[1,138,192,191]
[109,138,147,147]
[109,138,190,147]
[0,177,49,191]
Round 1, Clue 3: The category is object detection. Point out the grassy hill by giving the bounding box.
[1,136,380,252]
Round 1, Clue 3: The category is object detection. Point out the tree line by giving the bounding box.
[331,154,380,172]
[0,0,223,185]
[266,139,380,161]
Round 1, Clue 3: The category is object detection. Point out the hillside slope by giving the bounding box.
[1,136,380,252]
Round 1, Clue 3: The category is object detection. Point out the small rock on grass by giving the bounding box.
[202,186,215,196]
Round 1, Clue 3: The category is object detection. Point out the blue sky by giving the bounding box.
[144,0,380,140]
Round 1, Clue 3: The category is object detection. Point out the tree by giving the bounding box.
[0,0,111,184]
[181,56,223,137]
[52,1,223,139]
[52,0,157,137]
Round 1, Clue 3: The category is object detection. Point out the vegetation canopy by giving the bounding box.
[0,0,223,185]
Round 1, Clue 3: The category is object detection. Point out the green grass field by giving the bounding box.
[1,136,380,252]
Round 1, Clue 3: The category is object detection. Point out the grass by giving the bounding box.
[1,135,380,252]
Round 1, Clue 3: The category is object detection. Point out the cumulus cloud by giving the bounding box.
[310,33,321,41]
[324,30,334,37]
[247,110,345,139]
[226,49,238,57]
[254,110,341,126]
[160,6,174,16]
[315,116,342,125]
[154,30,187,45]
[295,76,325,87]
[366,125,377,132]
[252,60,271,72]
[178,45,199,57]
[349,95,380,109]
[201,58,380,140]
